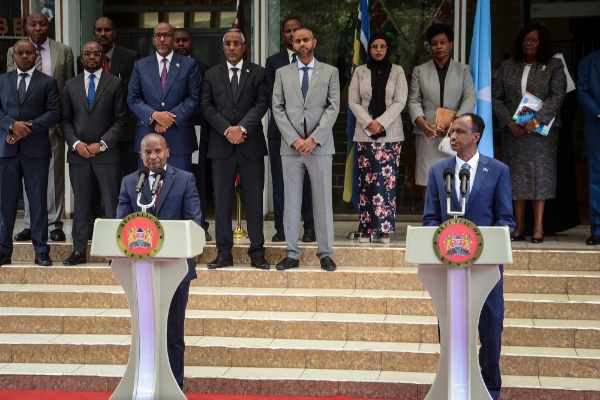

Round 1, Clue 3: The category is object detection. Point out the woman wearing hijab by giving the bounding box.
[349,32,408,243]
[408,23,476,199]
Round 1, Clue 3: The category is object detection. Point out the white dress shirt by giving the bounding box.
[156,51,173,77]
[287,48,297,64]
[84,69,102,96]
[454,151,479,200]
[297,57,315,87]
[148,164,168,188]
[30,38,51,76]
[16,67,35,91]
[226,60,244,82]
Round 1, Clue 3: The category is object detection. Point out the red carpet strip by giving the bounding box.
[0,392,400,400]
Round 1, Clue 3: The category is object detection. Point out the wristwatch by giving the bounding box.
[99,142,107,152]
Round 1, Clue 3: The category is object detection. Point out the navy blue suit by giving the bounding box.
[423,153,515,400]
[117,165,201,388]
[0,70,61,255]
[265,50,326,233]
[128,52,201,171]
[578,50,600,237]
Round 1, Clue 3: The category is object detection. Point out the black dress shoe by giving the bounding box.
[49,229,66,242]
[586,235,600,245]
[276,257,299,270]
[530,236,544,244]
[510,232,526,242]
[13,228,32,241]
[251,256,270,270]
[0,253,11,266]
[63,251,87,266]
[271,231,285,242]
[205,231,213,242]
[320,256,337,271]
[34,253,52,266]
[207,255,233,269]
[302,229,316,243]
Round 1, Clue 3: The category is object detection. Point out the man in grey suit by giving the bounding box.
[272,28,340,272]
[61,42,127,265]
[8,11,75,243]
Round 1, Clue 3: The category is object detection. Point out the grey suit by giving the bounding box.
[407,59,476,185]
[272,59,340,259]
[8,39,75,232]
[61,71,127,253]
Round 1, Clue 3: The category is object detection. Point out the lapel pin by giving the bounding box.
[176,63,180,67]
[483,167,489,172]
[541,65,546,71]
[246,69,250,73]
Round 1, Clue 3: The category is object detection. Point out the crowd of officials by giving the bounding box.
[1,12,599,272]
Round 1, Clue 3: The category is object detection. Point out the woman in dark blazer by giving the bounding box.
[492,22,566,243]
[408,23,476,198]
[349,32,408,243]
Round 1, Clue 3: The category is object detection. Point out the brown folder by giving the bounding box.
[435,108,457,127]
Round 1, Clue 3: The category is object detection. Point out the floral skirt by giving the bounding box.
[356,141,402,234]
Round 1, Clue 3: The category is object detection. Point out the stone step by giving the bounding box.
[1,363,598,399]
[7,243,600,270]
[1,264,599,295]
[0,308,598,348]
[0,334,598,379]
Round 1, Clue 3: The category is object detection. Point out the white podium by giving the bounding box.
[405,225,512,400]
[91,219,205,400]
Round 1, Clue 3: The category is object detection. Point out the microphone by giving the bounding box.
[151,168,166,196]
[459,168,470,197]
[135,167,150,194]
[443,168,454,196]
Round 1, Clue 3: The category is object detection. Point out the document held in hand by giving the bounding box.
[512,92,554,136]
[435,108,457,128]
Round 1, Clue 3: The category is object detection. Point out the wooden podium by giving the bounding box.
[405,225,512,400]
[91,219,205,400]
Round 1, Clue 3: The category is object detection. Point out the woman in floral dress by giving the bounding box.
[348,32,408,243]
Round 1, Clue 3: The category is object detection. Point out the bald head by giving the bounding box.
[26,11,50,45]
[140,134,170,171]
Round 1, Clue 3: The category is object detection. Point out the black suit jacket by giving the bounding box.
[78,45,141,142]
[191,59,211,143]
[61,71,127,164]
[265,50,326,139]
[0,70,61,158]
[201,60,268,159]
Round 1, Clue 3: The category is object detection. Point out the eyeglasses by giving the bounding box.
[522,38,539,45]
[152,33,174,39]
[370,44,387,50]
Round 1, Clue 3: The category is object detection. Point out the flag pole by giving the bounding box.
[233,193,249,239]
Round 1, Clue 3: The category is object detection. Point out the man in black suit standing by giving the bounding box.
[61,42,127,265]
[0,40,61,266]
[173,28,212,242]
[201,28,269,270]
[79,17,141,176]
[265,17,325,243]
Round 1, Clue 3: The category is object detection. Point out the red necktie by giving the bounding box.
[151,173,162,209]
[103,55,110,73]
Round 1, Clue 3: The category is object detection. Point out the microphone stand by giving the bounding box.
[447,196,467,219]
[137,193,157,213]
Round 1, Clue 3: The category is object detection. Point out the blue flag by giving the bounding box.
[469,0,494,157]
[343,0,370,211]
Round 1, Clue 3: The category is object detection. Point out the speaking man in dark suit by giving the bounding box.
[173,28,212,242]
[76,17,141,176]
[265,17,326,243]
[128,22,201,172]
[61,42,127,266]
[8,11,75,243]
[201,28,269,270]
[117,133,201,389]
[422,113,515,400]
[272,28,340,272]
[0,40,61,266]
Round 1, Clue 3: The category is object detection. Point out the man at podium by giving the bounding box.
[422,113,515,400]
[116,133,202,389]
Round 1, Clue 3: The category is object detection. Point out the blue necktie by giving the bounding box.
[462,163,471,202]
[291,53,297,64]
[87,74,96,109]
[231,67,239,100]
[301,66,309,100]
